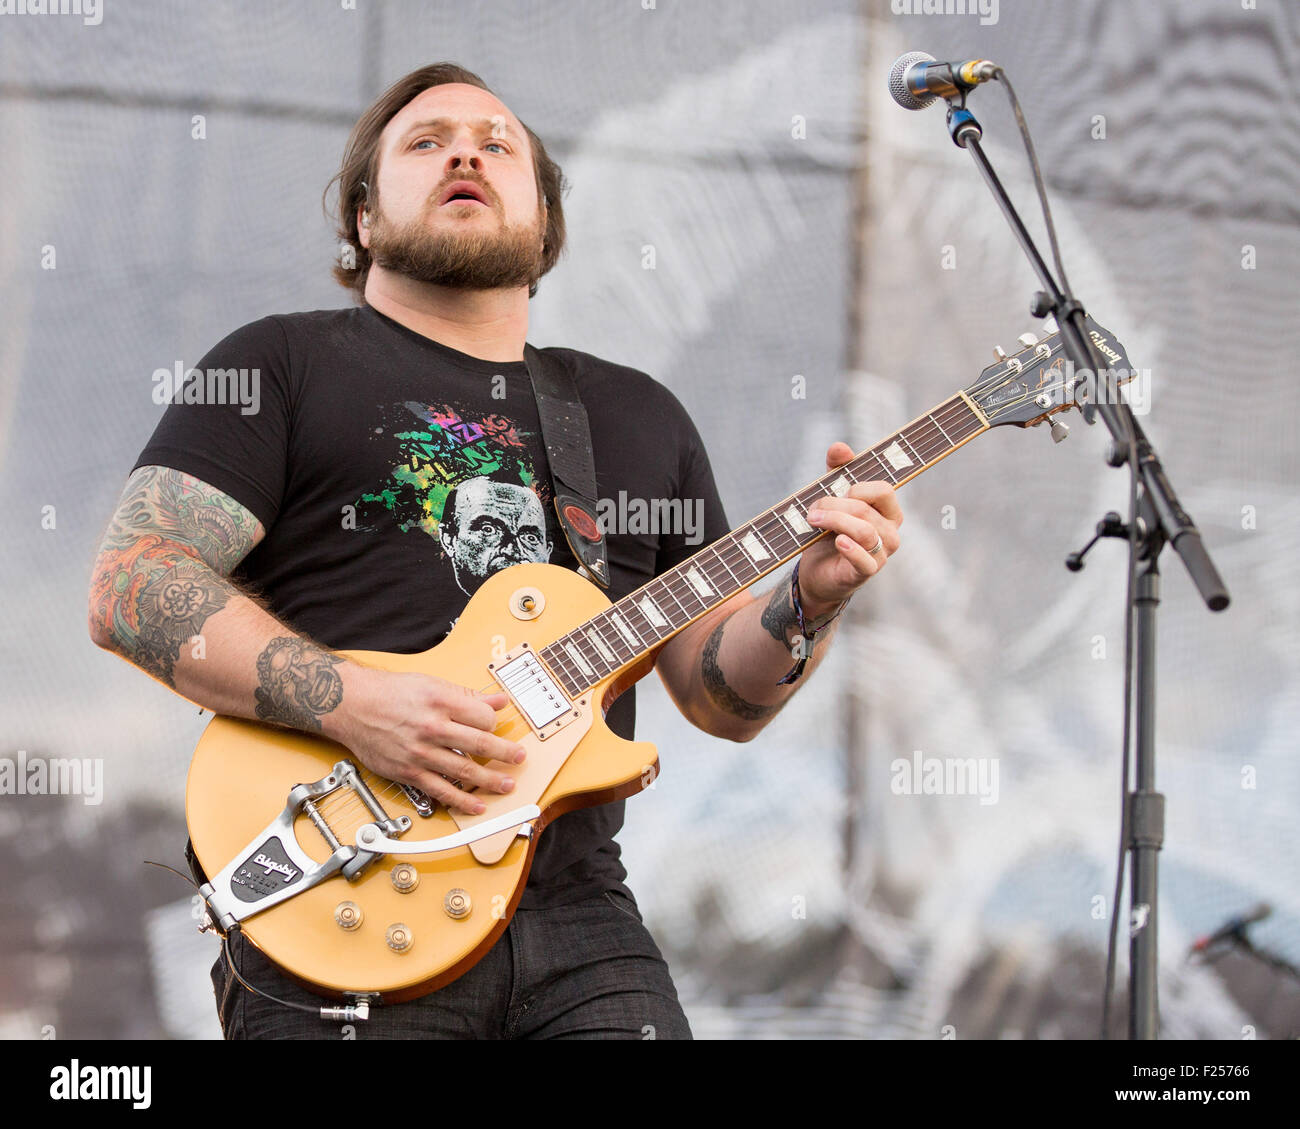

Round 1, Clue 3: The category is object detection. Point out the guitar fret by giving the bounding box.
[585,627,617,666]
[668,576,706,617]
[654,576,694,622]
[608,610,642,649]
[909,422,942,464]
[540,645,581,697]
[897,432,925,466]
[929,412,953,444]
[593,614,634,662]
[712,541,748,588]
[574,631,611,678]
[868,452,899,485]
[623,601,663,644]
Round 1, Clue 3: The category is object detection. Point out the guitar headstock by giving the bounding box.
[966,317,1134,430]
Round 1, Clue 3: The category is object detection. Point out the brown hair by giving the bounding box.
[324,62,567,300]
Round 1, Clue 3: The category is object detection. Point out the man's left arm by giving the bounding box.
[656,442,902,743]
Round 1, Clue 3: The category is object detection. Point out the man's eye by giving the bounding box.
[484,141,508,154]
[413,139,438,150]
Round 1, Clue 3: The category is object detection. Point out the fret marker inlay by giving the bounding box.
[563,643,594,676]
[609,612,639,647]
[638,595,667,627]
[784,505,811,535]
[686,567,713,596]
[883,441,913,471]
[585,629,616,664]
[741,531,770,561]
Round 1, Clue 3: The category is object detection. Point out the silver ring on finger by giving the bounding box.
[868,534,886,556]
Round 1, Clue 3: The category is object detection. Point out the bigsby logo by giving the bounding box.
[252,853,299,882]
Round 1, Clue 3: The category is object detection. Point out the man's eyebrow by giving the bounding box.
[396,116,523,143]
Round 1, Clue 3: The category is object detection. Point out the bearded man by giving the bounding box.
[88,63,902,1040]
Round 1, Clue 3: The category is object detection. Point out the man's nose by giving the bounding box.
[446,138,482,173]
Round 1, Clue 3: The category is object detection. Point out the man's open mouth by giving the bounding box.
[438,181,490,207]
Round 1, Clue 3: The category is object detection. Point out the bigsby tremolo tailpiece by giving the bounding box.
[199,759,539,932]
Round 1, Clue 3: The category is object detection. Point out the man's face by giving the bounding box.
[360,83,546,291]
[440,478,551,594]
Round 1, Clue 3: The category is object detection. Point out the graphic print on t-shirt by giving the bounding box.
[355,400,557,597]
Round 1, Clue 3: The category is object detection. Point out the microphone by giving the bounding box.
[888,51,999,110]
[1189,903,1272,955]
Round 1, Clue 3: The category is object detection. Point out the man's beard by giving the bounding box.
[366,200,544,291]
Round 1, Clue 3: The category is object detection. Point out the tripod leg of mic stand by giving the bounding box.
[1128,559,1165,1039]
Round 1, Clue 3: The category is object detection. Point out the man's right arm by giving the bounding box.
[87,466,524,814]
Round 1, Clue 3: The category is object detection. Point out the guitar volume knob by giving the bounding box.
[391,863,419,892]
[386,923,414,953]
[443,889,472,920]
[334,901,363,931]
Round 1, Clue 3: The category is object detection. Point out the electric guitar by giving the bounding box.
[188,318,1133,1003]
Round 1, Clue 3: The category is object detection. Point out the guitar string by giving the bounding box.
[308,382,1017,829]
[309,385,1011,831]
[306,354,1065,836]
[308,395,969,832]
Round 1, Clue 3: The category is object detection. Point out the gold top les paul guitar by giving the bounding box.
[188,319,1132,1003]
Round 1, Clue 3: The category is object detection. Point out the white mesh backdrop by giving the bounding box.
[0,0,1296,1038]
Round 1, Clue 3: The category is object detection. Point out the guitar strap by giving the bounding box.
[522,344,611,588]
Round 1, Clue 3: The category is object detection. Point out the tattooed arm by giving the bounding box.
[88,466,522,814]
[653,579,844,744]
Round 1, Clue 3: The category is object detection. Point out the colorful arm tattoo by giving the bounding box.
[89,467,264,687]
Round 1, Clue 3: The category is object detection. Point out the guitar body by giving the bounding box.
[186,562,658,1002]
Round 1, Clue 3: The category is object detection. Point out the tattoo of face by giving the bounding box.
[701,621,780,722]
[760,583,798,646]
[255,637,344,732]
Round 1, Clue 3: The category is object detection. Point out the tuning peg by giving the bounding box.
[993,345,1008,362]
[1050,419,1070,443]
[1017,332,1039,348]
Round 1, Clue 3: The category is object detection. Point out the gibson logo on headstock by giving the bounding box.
[1089,330,1122,367]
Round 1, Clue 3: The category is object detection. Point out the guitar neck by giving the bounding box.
[540,391,991,697]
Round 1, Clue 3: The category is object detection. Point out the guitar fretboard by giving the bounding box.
[538,392,988,698]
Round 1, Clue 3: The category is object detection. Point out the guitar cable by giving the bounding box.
[145,858,371,1022]
[990,70,1142,1041]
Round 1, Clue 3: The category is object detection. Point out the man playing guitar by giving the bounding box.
[87,62,902,1039]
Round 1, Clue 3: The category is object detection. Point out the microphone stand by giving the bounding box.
[939,96,1231,1040]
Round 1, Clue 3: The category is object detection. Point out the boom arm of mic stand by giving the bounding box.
[950,109,1229,613]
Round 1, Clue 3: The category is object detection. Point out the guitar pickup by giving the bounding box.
[488,643,580,740]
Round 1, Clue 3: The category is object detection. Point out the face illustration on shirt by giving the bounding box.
[439,476,552,595]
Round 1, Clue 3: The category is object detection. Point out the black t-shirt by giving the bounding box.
[135,305,729,909]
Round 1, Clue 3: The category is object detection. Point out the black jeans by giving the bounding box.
[210,888,692,1039]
